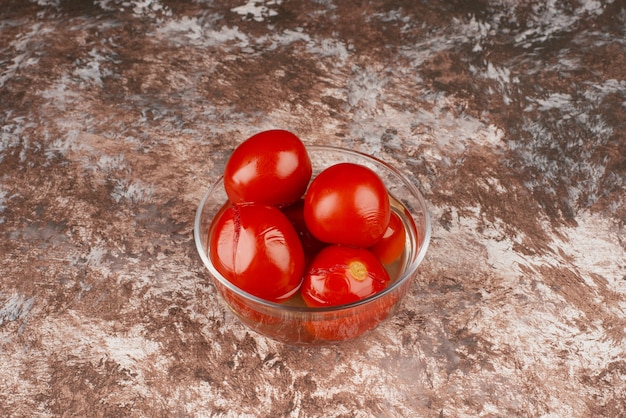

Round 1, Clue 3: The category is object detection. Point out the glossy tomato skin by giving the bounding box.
[301,245,390,307]
[209,204,305,303]
[369,211,406,265]
[224,130,312,206]
[304,163,390,247]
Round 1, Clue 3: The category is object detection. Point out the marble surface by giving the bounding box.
[1,0,625,416]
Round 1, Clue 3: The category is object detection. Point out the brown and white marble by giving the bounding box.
[1,0,625,416]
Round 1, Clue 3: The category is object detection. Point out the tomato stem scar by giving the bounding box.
[349,261,367,281]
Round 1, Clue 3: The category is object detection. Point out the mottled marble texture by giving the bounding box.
[1,0,625,416]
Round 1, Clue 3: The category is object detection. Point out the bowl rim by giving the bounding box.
[193,145,432,313]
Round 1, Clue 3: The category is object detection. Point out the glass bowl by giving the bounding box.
[194,145,431,345]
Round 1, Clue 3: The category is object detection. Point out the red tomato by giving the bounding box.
[369,211,406,265]
[304,295,398,341]
[223,130,312,206]
[301,245,390,307]
[281,199,327,266]
[216,281,281,326]
[304,163,390,247]
[209,204,305,302]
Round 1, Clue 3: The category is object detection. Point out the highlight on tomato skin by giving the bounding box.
[209,203,305,303]
[301,245,391,308]
[303,162,391,248]
[369,211,406,265]
[223,130,312,207]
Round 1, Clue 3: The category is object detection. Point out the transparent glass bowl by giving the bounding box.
[194,146,431,345]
